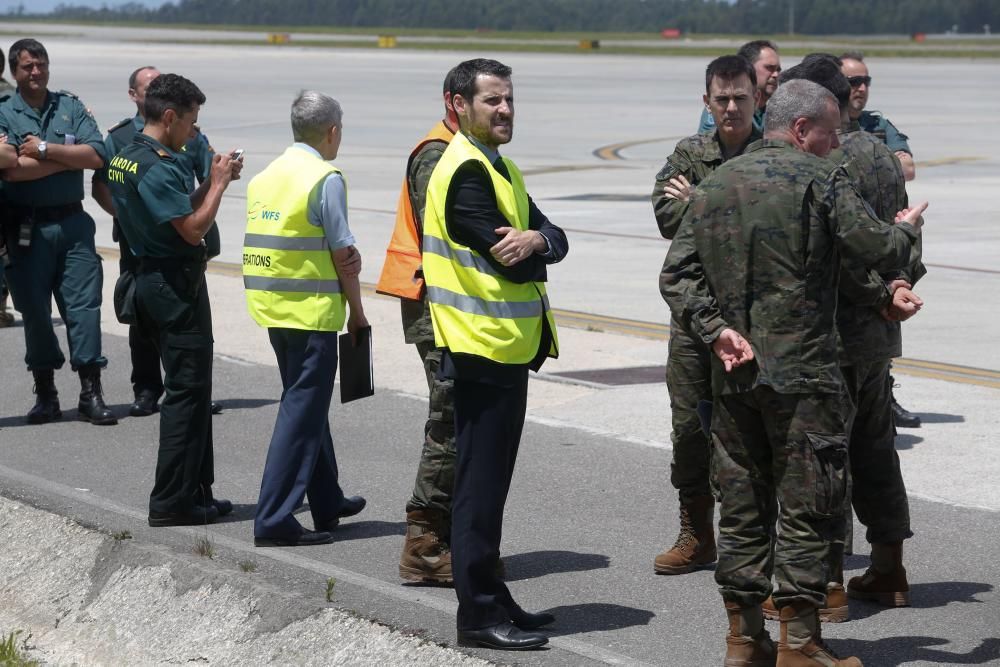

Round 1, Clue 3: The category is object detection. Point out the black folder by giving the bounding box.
[338,326,374,403]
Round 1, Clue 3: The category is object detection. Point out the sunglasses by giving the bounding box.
[847,75,872,88]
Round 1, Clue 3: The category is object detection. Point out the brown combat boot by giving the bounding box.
[847,541,910,607]
[724,601,776,667]
[777,602,862,666]
[399,509,453,584]
[763,584,848,623]
[654,495,717,574]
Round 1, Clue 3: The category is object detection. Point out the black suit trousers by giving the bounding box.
[451,367,529,630]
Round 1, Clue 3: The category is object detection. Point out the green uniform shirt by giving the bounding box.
[100,114,219,256]
[0,78,13,101]
[856,110,911,156]
[107,132,202,260]
[651,127,762,240]
[0,89,107,206]
[698,107,765,135]
[660,138,919,396]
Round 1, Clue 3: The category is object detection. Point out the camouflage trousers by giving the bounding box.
[666,318,714,502]
[713,387,849,609]
[404,339,457,517]
[842,359,912,545]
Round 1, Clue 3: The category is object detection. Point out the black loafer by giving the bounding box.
[211,498,233,517]
[148,504,219,527]
[129,391,160,417]
[511,610,555,630]
[457,622,548,650]
[211,401,223,415]
[338,495,366,518]
[254,529,334,547]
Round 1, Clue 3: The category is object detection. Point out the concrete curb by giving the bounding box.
[0,496,489,666]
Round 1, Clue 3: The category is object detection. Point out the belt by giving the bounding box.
[13,202,84,223]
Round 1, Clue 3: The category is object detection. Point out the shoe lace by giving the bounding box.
[672,508,696,549]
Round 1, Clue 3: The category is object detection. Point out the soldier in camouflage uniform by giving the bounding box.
[661,80,924,667]
[776,56,924,622]
[650,54,762,576]
[376,71,460,584]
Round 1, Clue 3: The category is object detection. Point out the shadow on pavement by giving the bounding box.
[210,398,279,411]
[916,412,966,424]
[543,602,655,636]
[332,520,406,541]
[849,581,993,621]
[502,550,611,582]
[216,502,256,524]
[894,433,924,450]
[833,636,1000,666]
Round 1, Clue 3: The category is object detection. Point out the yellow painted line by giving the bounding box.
[593,136,682,161]
[918,156,986,168]
[521,164,633,176]
[99,248,998,389]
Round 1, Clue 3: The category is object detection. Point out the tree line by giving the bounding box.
[19,0,1000,35]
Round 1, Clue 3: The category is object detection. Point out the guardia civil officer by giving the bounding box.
[243,91,367,547]
[0,38,115,425]
[0,45,14,328]
[93,65,222,417]
[422,58,568,650]
[107,73,239,526]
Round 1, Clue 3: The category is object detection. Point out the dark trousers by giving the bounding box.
[118,223,163,398]
[254,328,345,539]
[451,368,529,630]
[5,212,106,371]
[136,265,214,514]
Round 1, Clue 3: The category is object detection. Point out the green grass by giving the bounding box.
[325,577,336,602]
[0,631,39,667]
[192,537,215,559]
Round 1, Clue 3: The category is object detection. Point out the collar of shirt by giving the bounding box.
[291,142,326,161]
[134,131,173,157]
[10,89,56,121]
[465,133,501,165]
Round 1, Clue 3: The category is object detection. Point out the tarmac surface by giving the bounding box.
[1,27,999,665]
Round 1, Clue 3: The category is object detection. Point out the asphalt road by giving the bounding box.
[1,26,999,666]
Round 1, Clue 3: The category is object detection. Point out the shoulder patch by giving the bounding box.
[656,159,680,181]
[107,117,132,134]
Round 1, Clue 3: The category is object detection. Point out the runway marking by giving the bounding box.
[0,465,656,667]
[521,164,635,176]
[96,247,999,389]
[918,156,986,168]
[592,136,682,161]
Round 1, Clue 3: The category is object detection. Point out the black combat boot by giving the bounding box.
[27,369,62,424]
[78,365,118,425]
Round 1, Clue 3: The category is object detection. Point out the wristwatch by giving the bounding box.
[38,141,48,160]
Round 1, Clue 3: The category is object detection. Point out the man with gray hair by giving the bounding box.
[660,79,925,666]
[244,90,367,547]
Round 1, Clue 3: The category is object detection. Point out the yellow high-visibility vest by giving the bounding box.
[422,132,558,364]
[243,146,346,332]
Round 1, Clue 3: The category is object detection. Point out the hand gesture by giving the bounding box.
[490,227,544,266]
[712,328,754,372]
[894,201,928,230]
[882,287,923,322]
[229,151,244,181]
[209,153,235,189]
[662,174,692,202]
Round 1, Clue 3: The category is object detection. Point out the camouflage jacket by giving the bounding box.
[831,130,926,364]
[651,127,762,240]
[660,138,920,396]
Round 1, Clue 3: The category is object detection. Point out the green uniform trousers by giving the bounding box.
[136,261,214,514]
[401,298,456,519]
[713,386,849,610]
[842,359,912,544]
[5,211,106,371]
[666,316,713,501]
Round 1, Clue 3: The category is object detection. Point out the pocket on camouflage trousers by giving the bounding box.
[804,432,849,518]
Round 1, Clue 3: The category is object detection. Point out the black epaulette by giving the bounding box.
[107,116,132,134]
[0,92,10,104]
[56,89,79,99]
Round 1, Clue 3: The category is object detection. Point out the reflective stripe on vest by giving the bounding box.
[375,121,456,300]
[243,146,347,332]
[421,132,558,364]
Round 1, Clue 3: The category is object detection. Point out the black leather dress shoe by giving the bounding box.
[254,529,334,547]
[129,390,160,417]
[510,610,555,630]
[891,396,921,428]
[211,498,233,517]
[457,622,548,650]
[148,504,220,527]
[338,495,366,518]
[211,401,223,415]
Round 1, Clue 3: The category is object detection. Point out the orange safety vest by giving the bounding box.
[375,121,455,300]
